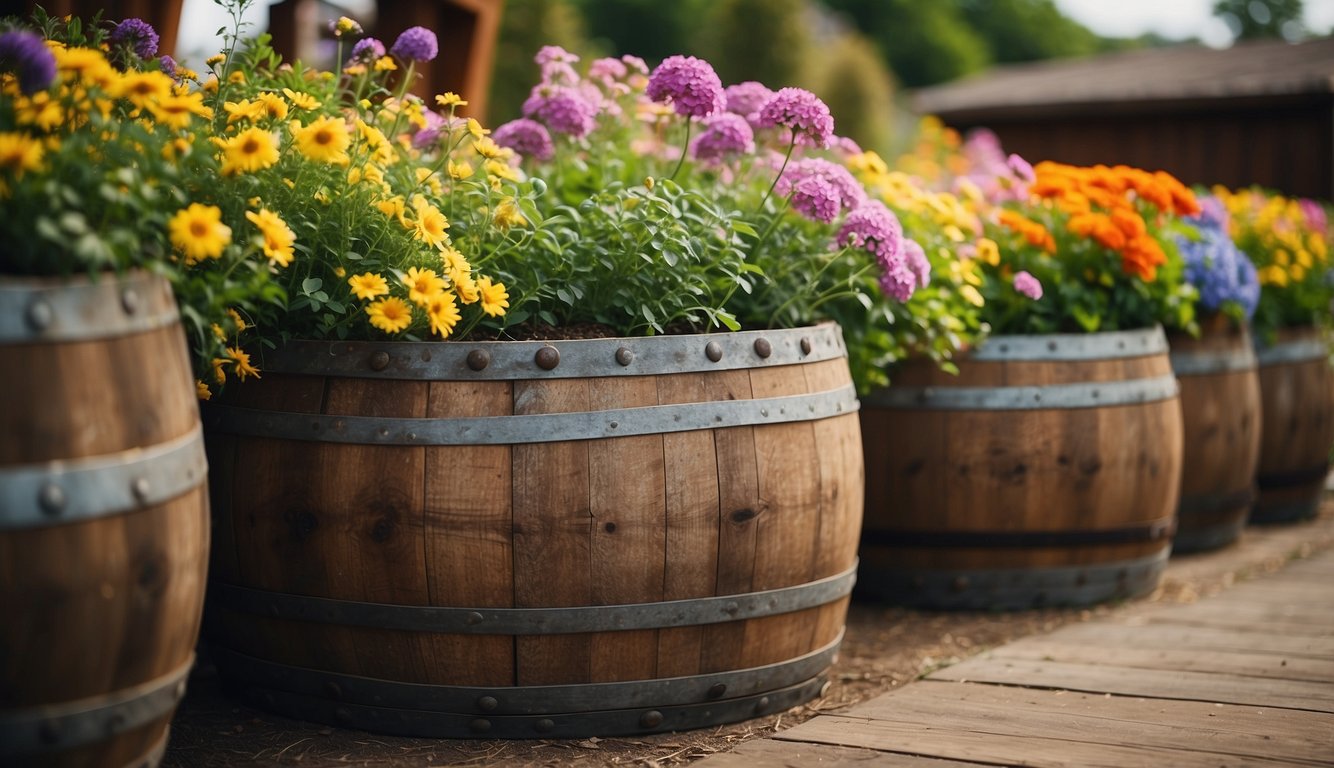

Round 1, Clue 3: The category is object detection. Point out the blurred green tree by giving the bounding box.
[488,0,588,122]
[958,0,1102,63]
[701,0,812,87]
[1213,0,1306,41]
[811,31,896,154]
[823,0,989,88]
[568,0,708,61]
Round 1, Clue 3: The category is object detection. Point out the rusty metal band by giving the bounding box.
[969,326,1168,361]
[0,272,179,343]
[1256,463,1331,490]
[212,629,841,721]
[1172,517,1247,554]
[208,562,856,634]
[128,725,169,768]
[855,549,1169,611]
[862,374,1178,411]
[0,656,191,757]
[202,384,859,445]
[1177,487,1256,520]
[1250,496,1322,525]
[1255,337,1328,367]
[860,520,1174,549]
[1169,345,1257,376]
[1174,488,1253,552]
[224,669,828,740]
[0,427,208,530]
[253,324,847,380]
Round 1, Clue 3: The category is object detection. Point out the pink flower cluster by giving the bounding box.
[757,87,834,148]
[836,201,925,302]
[646,55,726,120]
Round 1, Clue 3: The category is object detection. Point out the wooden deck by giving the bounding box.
[700,550,1334,767]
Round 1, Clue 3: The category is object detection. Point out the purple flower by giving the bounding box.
[757,87,834,148]
[790,176,841,223]
[348,37,386,64]
[646,55,725,119]
[1299,198,1328,234]
[523,86,598,138]
[837,201,913,301]
[1176,228,1258,319]
[535,45,578,66]
[690,112,754,163]
[833,136,863,157]
[903,239,931,289]
[390,26,438,63]
[0,31,56,95]
[620,55,649,75]
[412,109,447,148]
[158,54,177,76]
[110,18,159,59]
[493,118,555,161]
[1013,271,1044,300]
[588,57,627,85]
[724,81,773,127]
[776,158,865,213]
[1007,153,1035,184]
[1189,195,1230,233]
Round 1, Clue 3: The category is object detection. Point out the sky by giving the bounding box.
[176,0,1334,63]
[1053,0,1334,48]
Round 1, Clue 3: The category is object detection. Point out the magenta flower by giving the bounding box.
[348,37,386,64]
[158,54,177,77]
[493,118,555,161]
[837,201,914,301]
[776,158,866,213]
[390,26,438,63]
[1299,198,1328,233]
[621,55,649,75]
[757,87,834,148]
[110,18,159,59]
[1007,153,1035,184]
[903,239,931,289]
[690,113,754,163]
[1013,271,1044,300]
[0,31,56,95]
[523,86,598,138]
[790,176,841,223]
[724,81,774,127]
[646,55,725,119]
[588,57,628,85]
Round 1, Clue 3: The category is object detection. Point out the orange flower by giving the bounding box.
[1068,212,1126,251]
[1109,208,1147,240]
[1121,236,1166,281]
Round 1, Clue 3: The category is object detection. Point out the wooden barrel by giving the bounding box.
[0,273,209,768]
[201,324,862,738]
[1167,320,1262,552]
[1252,327,1334,523]
[858,327,1182,610]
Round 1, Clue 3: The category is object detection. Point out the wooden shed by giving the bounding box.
[913,37,1334,200]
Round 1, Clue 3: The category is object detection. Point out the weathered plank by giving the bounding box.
[703,738,983,767]
[926,657,1334,712]
[986,639,1334,683]
[1018,622,1333,660]
[773,714,1313,768]
[849,681,1334,765]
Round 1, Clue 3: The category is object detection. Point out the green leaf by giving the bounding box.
[301,277,323,294]
[732,221,758,237]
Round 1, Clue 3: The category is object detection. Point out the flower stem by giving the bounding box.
[758,135,797,213]
[667,118,692,181]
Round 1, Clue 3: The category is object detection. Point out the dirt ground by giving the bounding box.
[163,500,1334,768]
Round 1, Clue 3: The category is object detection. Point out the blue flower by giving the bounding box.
[1176,226,1259,320]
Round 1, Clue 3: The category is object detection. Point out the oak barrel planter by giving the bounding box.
[201,323,863,738]
[858,326,1182,610]
[1251,327,1334,523]
[1166,318,1262,552]
[0,273,209,768]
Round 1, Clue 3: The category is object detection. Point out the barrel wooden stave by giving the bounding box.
[205,330,861,736]
[859,331,1181,609]
[1169,324,1261,551]
[0,276,206,768]
[1253,328,1334,523]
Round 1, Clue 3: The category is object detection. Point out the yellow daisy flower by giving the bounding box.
[373,56,397,72]
[435,92,467,108]
[220,126,279,175]
[119,70,174,110]
[196,380,212,401]
[466,118,490,140]
[224,98,266,124]
[403,266,447,307]
[245,208,296,267]
[227,308,247,333]
[427,291,462,338]
[169,203,231,264]
[281,87,320,110]
[0,132,45,177]
[448,160,474,180]
[484,159,519,182]
[292,116,350,164]
[412,196,450,248]
[492,198,527,230]
[254,93,288,121]
[227,346,261,380]
[148,92,213,130]
[348,272,390,300]
[366,297,413,333]
[976,238,1001,266]
[476,276,509,317]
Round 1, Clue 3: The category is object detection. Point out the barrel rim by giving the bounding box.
[250,322,847,381]
[1254,336,1329,367]
[970,325,1167,362]
[0,271,179,343]
[862,373,1178,411]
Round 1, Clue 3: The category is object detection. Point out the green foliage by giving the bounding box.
[823,0,989,88]
[489,0,587,121]
[1213,0,1307,41]
[810,31,896,156]
[701,0,811,88]
[568,0,708,61]
[958,0,1102,63]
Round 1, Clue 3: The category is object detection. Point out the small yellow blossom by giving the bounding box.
[0,132,45,177]
[976,238,1001,266]
[219,126,279,175]
[436,92,467,108]
[403,266,447,307]
[227,346,261,380]
[281,87,320,110]
[366,296,413,333]
[427,291,462,338]
[492,198,527,230]
[448,160,474,180]
[206,53,226,67]
[348,272,390,300]
[476,276,509,317]
[412,196,450,248]
[196,380,212,400]
[373,56,397,72]
[245,208,296,267]
[228,308,247,333]
[292,116,350,164]
[169,203,231,264]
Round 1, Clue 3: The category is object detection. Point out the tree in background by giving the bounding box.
[958,0,1102,63]
[701,0,811,88]
[822,0,989,88]
[811,30,897,154]
[489,0,587,121]
[1213,0,1306,41]
[568,0,707,61]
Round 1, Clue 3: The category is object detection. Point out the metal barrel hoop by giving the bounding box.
[862,374,1178,412]
[1169,346,1258,377]
[970,326,1169,361]
[1254,337,1328,367]
[0,271,179,344]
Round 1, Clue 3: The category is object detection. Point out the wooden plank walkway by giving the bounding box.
[699,551,1334,767]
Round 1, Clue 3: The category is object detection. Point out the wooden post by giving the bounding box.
[18,0,183,57]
